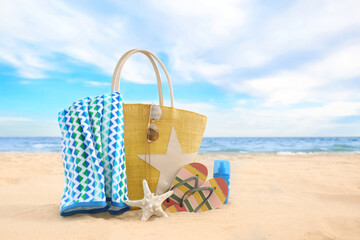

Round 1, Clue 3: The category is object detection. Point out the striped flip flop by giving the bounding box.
[165,177,228,213]
[162,162,208,209]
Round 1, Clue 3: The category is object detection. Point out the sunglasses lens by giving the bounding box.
[147,124,159,142]
[150,104,162,122]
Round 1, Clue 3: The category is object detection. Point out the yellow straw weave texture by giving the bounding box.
[123,103,207,203]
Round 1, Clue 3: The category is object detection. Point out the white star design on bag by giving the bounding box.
[137,127,198,194]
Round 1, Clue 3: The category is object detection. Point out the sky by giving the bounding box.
[0,0,360,137]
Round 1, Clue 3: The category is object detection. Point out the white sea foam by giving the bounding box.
[32,144,58,149]
[276,151,360,155]
[200,137,360,154]
[276,151,311,155]
[1,137,360,153]
[238,151,248,153]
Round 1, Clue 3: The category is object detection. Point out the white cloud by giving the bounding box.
[2,0,360,88]
[150,0,246,42]
[201,101,360,137]
[305,44,360,80]
[142,0,360,83]
[229,0,360,69]
[1,0,360,137]
[0,0,154,81]
[83,81,110,87]
[291,102,360,119]
[237,100,248,105]
[235,43,360,105]
[139,0,247,82]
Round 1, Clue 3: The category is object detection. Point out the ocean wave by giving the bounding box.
[32,144,59,149]
[276,151,360,155]
[1,137,360,153]
[199,137,360,153]
[276,151,314,155]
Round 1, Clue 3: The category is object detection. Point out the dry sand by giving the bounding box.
[0,152,359,240]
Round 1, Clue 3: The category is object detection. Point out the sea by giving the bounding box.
[0,137,360,154]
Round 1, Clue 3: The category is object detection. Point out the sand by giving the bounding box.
[0,152,359,240]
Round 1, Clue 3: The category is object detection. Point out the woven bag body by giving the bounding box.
[111,49,207,201]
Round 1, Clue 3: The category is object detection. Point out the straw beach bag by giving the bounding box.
[111,49,207,202]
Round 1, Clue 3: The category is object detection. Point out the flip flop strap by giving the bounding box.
[180,187,214,213]
[170,175,199,191]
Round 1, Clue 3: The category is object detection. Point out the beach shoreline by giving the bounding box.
[0,152,359,239]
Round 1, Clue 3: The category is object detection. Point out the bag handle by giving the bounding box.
[111,49,163,105]
[111,49,174,107]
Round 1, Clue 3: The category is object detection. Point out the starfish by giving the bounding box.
[138,127,198,194]
[125,179,173,221]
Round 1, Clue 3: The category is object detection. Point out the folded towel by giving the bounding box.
[58,92,129,216]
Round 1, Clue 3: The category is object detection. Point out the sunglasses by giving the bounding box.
[147,104,162,142]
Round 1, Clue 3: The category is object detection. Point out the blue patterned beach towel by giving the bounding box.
[58,92,129,216]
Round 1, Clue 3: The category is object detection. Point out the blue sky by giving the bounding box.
[1,0,360,137]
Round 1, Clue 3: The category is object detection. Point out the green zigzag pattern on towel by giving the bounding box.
[100,93,127,203]
[71,99,105,203]
[101,94,114,200]
[106,93,127,203]
[58,92,128,212]
[59,103,105,207]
